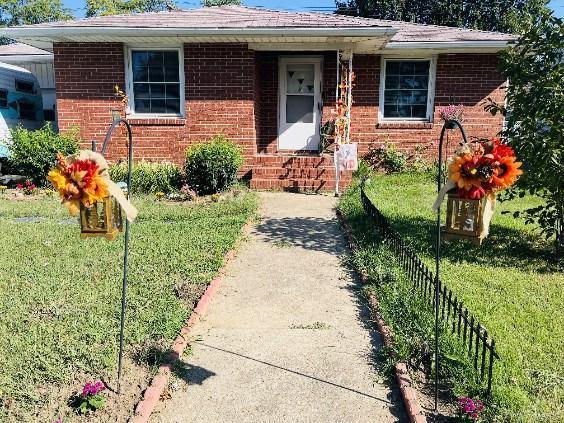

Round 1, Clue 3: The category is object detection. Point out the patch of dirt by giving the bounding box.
[4,355,152,423]
[408,366,458,422]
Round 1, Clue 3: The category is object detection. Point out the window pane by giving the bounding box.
[386,61,400,74]
[134,99,150,113]
[166,84,180,98]
[384,90,400,104]
[148,51,163,67]
[133,67,148,82]
[150,83,165,98]
[165,65,179,82]
[134,83,150,98]
[132,51,148,67]
[413,90,428,104]
[399,62,415,74]
[385,74,400,89]
[286,95,314,123]
[151,99,166,113]
[286,64,314,94]
[414,61,430,75]
[149,66,164,82]
[412,105,427,118]
[166,99,180,114]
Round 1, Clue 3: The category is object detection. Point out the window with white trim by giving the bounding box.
[128,48,182,116]
[380,59,434,120]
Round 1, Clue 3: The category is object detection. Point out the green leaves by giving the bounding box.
[108,161,182,194]
[497,13,564,248]
[335,0,551,34]
[184,135,244,195]
[7,124,79,186]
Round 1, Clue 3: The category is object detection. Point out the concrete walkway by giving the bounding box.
[153,192,405,423]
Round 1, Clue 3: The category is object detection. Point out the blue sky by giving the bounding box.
[62,0,564,19]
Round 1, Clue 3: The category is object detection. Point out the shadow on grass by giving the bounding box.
[383,214,561,273]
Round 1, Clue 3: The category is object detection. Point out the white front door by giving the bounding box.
[278,57,322,151]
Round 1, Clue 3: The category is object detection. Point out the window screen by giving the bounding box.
[15,79,35,94]
[383,60,430,119]
[0,89,7,108]
[131,50,181,115]
[18,101,35,120]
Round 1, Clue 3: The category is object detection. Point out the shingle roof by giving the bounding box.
[14,5,515,43]
[0,42,51,56]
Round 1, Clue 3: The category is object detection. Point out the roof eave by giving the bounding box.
[385,40,513,51]
[0,26,398,39]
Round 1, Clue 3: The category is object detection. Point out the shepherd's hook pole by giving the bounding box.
[94,118,133,394]
[435,119,468,411]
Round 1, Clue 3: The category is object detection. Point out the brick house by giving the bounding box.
[1,6,515,191]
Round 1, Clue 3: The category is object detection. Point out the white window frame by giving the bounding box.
[378,56,437,123]
[124,45,185,118]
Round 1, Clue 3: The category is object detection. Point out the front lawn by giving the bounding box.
[0,191,257,421]
[339,173,563,422]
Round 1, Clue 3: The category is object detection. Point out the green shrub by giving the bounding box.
[184,135,243,195]
[108,161,182,194]
[7,124,79,185]
[364,143,408,174]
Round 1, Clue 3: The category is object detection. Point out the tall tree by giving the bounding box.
[0,0,72,26]
[486,12,564,250]
[86,0,176,17]
[335,0,550,33]
[201,0,241,6]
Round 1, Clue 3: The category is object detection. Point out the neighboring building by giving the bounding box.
[0,62,43,142]
[0,43,56,123]
[0,6,516,191]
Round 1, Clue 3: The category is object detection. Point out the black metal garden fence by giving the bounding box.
[360,187,500,395]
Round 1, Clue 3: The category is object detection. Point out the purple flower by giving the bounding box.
[81,380,106,398]
[53,418,62,423]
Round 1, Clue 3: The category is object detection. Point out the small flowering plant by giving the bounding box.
[457,396,485,421]
[77,380,106,414]
[448,138,522,200]
[439,104,464,122]
[16,179,37,195]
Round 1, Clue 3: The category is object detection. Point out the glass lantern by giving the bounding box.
[80,196,123,240]
[445,192,490,245]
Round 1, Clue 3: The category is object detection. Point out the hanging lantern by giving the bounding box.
[48,151,137,240]
[80,196,123,240]
[444,192,494,245]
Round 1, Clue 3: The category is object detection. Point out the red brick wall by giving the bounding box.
[350,53,505,157]
[54,44,505,168]
[54,42,257,166]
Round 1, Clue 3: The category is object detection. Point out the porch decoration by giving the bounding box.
[430,119,522,413]
[432,136,522,244]
[333,50,358,196]
[48,150,137,240]
[50,119,136,394]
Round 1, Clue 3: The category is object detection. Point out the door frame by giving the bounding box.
[278,56,323,151]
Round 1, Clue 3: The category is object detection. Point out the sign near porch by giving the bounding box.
[336,143,358,171]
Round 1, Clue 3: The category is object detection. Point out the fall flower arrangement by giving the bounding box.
[447,138,522,200]
[47,150,138,222]
[48,152,110,215]
[457,396,484,421]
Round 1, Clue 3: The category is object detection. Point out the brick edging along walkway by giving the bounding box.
[336,208,427,423]
[130,221,253,423]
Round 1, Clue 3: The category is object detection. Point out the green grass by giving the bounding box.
[0,192,257,420]
[339,173,563,422]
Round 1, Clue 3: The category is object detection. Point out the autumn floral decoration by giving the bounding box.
[448,137,522,200]
[48,152,109,215]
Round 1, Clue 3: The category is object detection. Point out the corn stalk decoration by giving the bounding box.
[333,50,355,195]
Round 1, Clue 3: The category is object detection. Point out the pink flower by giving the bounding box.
[81,380,105,398]
[53,418,62,423]
[16,184,23,190]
